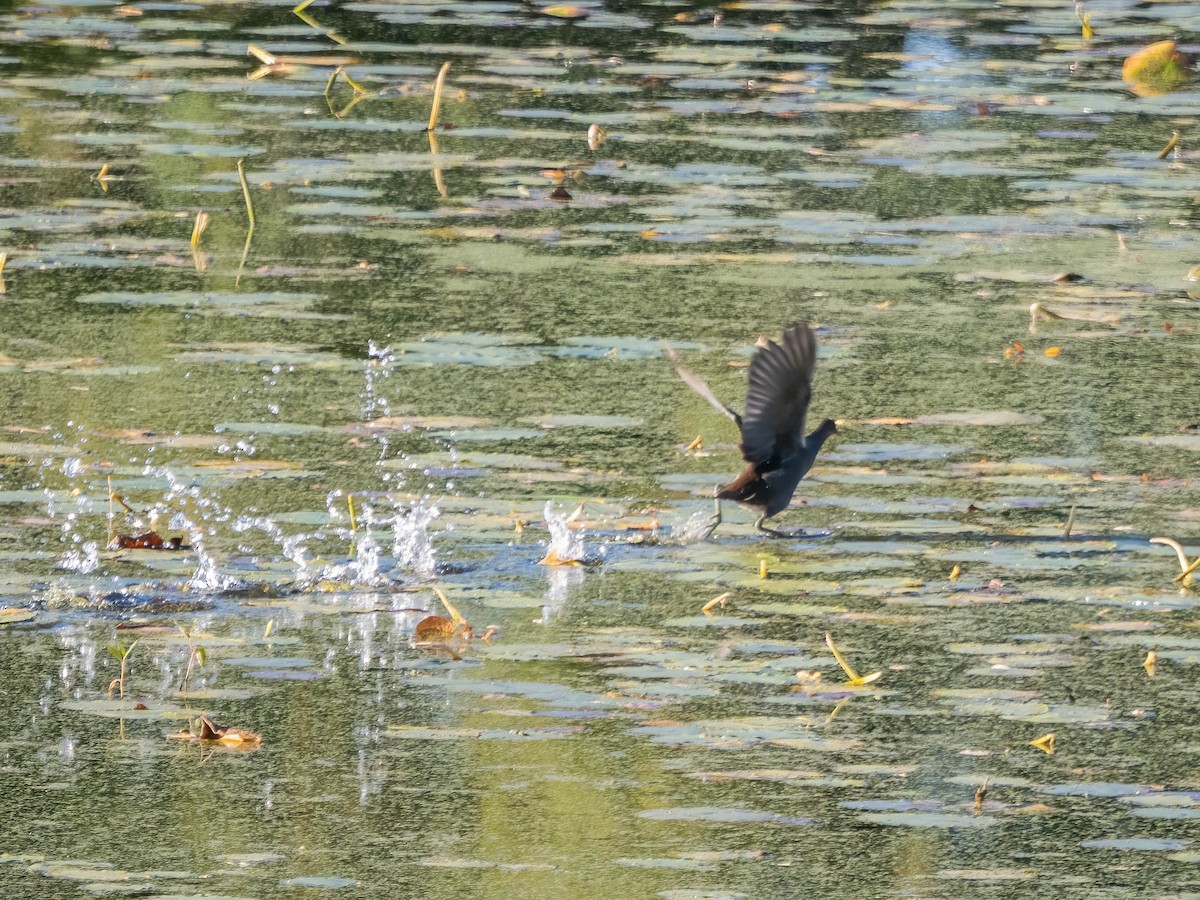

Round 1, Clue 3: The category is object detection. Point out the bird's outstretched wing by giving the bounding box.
[739,324,816,464]
[665,344,741,426]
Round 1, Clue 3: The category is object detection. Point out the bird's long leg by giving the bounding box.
[700,486,722,541]
[754,514,789,538]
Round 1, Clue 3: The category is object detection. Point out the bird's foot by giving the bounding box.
[753,515,791,538]
[753,517,831,539]
[699,489,721,541]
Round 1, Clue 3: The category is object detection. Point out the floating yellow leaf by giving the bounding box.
[170,716,262,749]
[758,559,768,579]
[1144,650,1157,676]
[825,632,882,687]
[1044,346,1061,357]
[1030,732,1056,755]
[1123,40,1193,97]
[0,608,36,625]
[539,548,584,567]
[949,564,962,581]
[543,4,590,18]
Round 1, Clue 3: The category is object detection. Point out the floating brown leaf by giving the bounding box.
[415,614,470,641]
[110,531,163,550]
[108,531,188,551]
[171,716,262,748]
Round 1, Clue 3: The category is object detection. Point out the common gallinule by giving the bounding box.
[671,323,836,537]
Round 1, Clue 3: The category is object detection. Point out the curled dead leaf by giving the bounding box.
[539,548,584,567]
[1029,732,1055,755]
[701,592,730,616]
[415,614,469,641]
[587,123,606,151]
[109,531,187,551]
[825,632,882,687]
[170,716,261,749]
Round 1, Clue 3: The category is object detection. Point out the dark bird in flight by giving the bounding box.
[670,323,837,537]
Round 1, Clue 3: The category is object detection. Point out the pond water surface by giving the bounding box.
[3,0,1200,897]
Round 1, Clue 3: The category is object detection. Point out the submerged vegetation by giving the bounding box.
[3,0,1200,896]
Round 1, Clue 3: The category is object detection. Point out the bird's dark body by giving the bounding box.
[715,324,835,518]
[717,418,837,517]
[670,323,835,531]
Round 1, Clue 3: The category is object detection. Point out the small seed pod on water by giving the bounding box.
[588,123,606,151]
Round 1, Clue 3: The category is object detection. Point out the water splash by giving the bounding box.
[317,496,388,589]
[152,469,243,593]
[543,500,587,563]
[391,499,439,578]
[59,541,99,575]
[674,504,721,544]
[538,565,584,625]
[51,439,104,574]
[29,337,445,599]
[363,341,395,423]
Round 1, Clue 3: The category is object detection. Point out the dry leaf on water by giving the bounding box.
[825,632,882,687]
[1029,732,1056,755]
[415,614,470,641]
[1123,40,1193,97]
[108,531,188,551]
[414,587,498,644]
[170,716,261,748]
[538,548,584,567]
[701,592,731,615]
[543,5,590,19]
